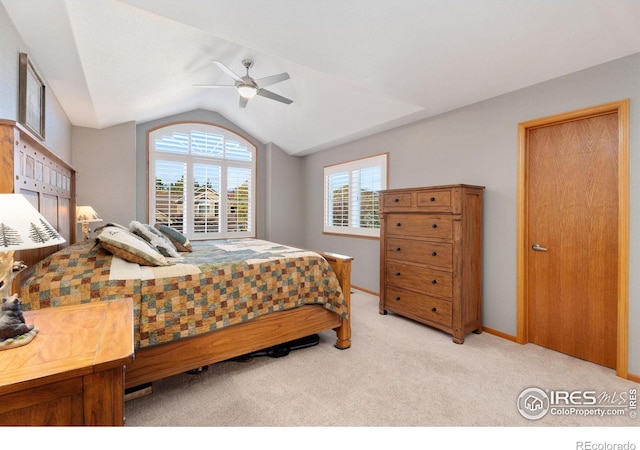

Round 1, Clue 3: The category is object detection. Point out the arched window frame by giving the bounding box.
[148,122,256,240]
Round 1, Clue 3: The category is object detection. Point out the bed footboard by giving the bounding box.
[318,251,353,350]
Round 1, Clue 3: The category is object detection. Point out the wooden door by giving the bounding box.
[525,111,619,368]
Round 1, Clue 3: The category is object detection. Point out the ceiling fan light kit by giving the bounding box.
[195,59,292,108]
[237,83,258,99]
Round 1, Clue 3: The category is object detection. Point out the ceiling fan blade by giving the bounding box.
[256,88,293,105]
[193,84,234,88]
[255,72,290,88]
[212,60,243,82]
[239,96,249,108]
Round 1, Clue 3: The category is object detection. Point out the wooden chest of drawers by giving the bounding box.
[379,185,484,343]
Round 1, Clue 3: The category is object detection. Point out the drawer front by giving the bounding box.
[383,192,412,209]
[386,238,453,269]
[416,190,451,209]
[386,262,452,299]
[385,286,452,328]
[385,214,452,239]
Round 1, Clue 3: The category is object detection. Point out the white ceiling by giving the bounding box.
[3,0,640,156]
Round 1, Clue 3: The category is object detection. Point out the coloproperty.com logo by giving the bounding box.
[517,386,637,420]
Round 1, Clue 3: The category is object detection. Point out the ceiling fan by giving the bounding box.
[194,59,293,108]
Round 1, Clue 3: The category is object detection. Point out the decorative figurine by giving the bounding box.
[0,294,38,350]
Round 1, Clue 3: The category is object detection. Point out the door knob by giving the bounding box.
[532,244,547,252]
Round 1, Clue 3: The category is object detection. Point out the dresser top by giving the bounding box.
[380,184,485,193]
[0,299,134,394]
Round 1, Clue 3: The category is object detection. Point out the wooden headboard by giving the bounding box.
[0,119,76,289]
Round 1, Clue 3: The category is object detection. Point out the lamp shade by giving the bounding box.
[76,206,102,223]
[0,194,66,251]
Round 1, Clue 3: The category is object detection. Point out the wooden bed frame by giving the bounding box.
[125,252,352,389]
[1,119,353,391]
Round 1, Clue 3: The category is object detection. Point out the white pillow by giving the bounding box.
[97,226,173,266]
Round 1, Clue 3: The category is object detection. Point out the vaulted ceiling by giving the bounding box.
[3,0,640,155]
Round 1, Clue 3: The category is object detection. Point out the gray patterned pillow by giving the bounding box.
[154,224,193,252]
[130,221,180,257]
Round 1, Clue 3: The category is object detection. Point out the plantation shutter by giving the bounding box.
[323,154,387,237]
[149,123,256,239]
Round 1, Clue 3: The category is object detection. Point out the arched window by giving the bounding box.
[148,123,256,239]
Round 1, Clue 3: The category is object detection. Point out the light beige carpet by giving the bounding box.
[124,290,638,431]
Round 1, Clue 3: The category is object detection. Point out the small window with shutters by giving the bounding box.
[323,153,388,238]
[149,123,256,240]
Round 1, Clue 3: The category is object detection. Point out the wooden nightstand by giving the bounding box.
[0,298,134,426]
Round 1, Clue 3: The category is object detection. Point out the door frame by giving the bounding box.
[516,99,629,378]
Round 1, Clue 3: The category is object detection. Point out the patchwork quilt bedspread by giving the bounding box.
[20,238,348,349]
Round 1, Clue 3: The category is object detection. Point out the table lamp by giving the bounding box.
[76,205,103,240]
[0,194,66,349]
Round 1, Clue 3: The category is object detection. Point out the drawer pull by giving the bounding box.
[432,224,438,228]
[395,272,401,276]
[431,307,437,312]
[431,279,437,284]
[396,247,401,252]
[431,251,437,257]
[394,198,400,203]
[430,197,436,202]
[396,222,402,227]
[395,296,401,301]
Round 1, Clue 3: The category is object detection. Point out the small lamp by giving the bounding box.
[0,194,66,349]
[76,205,103,241]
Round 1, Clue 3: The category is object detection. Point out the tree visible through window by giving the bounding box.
[149,123,256,240]
[323,154,387,238]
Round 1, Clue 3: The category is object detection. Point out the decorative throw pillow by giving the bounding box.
[97,226,173,266]
[130,221,180,257]
[154,224,193,252]
[94,222,130,234]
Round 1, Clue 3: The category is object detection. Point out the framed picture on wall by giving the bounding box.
[18,52,46,140]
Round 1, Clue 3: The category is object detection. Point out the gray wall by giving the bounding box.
[302,52,640,374]
[264,142,305,247]
[71,122,137,231]
[0,3,72,163]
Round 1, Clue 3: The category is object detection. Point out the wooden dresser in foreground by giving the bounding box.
[379,185,484,344]
[0,299,134,426]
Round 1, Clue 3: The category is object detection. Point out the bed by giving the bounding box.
[1,121,352,391]
[19,233,352,390]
